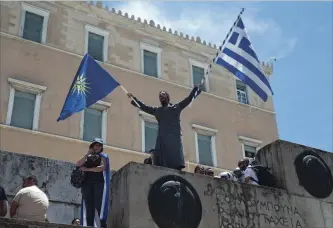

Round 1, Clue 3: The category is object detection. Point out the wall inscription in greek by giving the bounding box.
[214,185,307,228]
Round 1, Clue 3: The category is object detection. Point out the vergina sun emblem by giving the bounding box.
[71,73,90,96]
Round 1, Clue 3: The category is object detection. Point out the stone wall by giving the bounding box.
[109,162,333,228]
[0,217,80,228]
[0,151,81,225]
[2,141,332,228]
[256,140,333,203]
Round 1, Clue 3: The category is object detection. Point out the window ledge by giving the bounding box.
[238,136,262,145]
[189,58,209,70]
[85,24,109,37]
[21,2,50,18]
[8,78,47,93]
[91,100,111,110]
[140,42,162,54]
[192,124,218,133]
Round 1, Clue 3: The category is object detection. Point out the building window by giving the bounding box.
[140,42,162,78]
[6,78,47,130]
[139,111,158,153]
[244,145,256,158]
[238,136,262,159]
[11,92,36,130]
[192,124,217,167]
[84,25,109,62]
[144,121,158,153]
[80,101,110,142]
[236,80,248,104]
[20,3,50,44]
[189,59,209,92]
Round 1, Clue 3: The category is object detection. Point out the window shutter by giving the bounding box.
[11,91,36,130]
[192,66,206,91]
[23,11,44,43]
[144,121,158,152]
[197,134,213,166]
[88,32,104,62]
[143,50,158,77]
[83,108,102,142]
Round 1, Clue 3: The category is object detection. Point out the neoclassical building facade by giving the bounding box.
[0,1,278,173]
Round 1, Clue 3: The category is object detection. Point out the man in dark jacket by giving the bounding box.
[128,86,201,171]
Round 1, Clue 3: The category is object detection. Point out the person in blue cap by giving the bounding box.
[76,138,110,228]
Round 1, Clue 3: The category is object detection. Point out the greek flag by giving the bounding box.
[215,17,273,102]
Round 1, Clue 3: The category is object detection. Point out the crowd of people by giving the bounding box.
[143,147,261,187]
[193,158,260,185]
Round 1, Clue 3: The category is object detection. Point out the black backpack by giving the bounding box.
[250,165,276,188]
[70,167,85,188]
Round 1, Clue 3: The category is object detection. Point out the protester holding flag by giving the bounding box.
[127,86,201,171]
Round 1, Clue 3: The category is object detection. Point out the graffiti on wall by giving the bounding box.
[212,184,307,228]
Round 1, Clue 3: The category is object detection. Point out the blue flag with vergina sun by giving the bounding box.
[57,54,120,121]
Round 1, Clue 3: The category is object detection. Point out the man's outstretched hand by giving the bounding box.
[127,93,134,99]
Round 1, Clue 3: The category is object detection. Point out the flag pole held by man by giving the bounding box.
[57,54,139,122]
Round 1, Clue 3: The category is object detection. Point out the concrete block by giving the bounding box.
[256,140,333,204]
[109,162,332,228]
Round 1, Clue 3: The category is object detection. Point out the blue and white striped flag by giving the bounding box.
[215,17,273,102]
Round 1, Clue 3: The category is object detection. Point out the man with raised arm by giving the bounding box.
[128,86,201,171]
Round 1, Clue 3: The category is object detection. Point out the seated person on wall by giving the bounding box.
[244,160,259,185]
[76,138,110,228]
[144,149,155,165]
[194,165,205,175]
[0,185,8,217]
[215,171,234,180]
[232,167,245,183]
[194,166,214,176]
[72,218,80,226]
[10,175,49,222]
[205,168,214,177]
[235,158,249,183]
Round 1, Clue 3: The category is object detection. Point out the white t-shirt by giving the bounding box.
[12,185,49,221]
[244,166,259,185]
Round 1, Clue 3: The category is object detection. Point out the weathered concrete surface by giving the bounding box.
[0,151,81,224]
[256,140,333,204]
[0,217,82,228]
[109,162,333,228]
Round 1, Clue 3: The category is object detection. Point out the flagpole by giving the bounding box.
[189,8,245,107]
[120,85,141,108]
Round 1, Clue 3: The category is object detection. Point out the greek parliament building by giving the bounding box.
[0,1,278,173]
